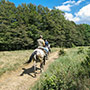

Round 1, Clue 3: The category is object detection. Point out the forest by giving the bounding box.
[0,0,90,51]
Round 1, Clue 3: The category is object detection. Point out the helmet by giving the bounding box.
[40,35,43,38]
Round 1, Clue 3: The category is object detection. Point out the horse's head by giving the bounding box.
[48,44,51,52]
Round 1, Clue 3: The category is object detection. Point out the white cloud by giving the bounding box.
[63,0,75,5]
[75,4,90,24]
[55,4,71,11]
[55,0,85,12]
[65,13,80,22]
[63,0,85,5]
[75,0,85,5]
[55,0,90,24]
[64,4,90,24]
[75,4,90,17]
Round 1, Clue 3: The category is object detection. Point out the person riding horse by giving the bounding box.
[45,39,51,53]
[37,35,50,60]
[25,35,50,77]
[37,35,49,59]
[37,35,45,48]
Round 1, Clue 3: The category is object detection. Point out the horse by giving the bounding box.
[25,46,50,77]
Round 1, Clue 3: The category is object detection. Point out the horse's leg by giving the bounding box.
[43,56,46,65]
[40,58,44,73]
[33,61,37,77]
[40,63,43,73]
[46,53,48,60]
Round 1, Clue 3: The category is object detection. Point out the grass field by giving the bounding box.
[0,48,59,77]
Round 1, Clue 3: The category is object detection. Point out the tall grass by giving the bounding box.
[32,46,90,90]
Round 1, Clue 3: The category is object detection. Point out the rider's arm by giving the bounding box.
[43,40,45,47]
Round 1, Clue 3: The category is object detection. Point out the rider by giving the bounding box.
[37,35,48,60]
[45,40,49,47]
[37,35,45,48]
[45,39,51,53]
[44,40,51,60]
[44,39,49,53]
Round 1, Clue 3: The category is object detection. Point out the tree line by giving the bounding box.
[0,0,90,51]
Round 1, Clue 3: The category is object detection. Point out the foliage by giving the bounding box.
[0,0,90,51]
[59,48,66,56]
[77,47,84,54]
[81,48,90,77]
[32,47,90,90]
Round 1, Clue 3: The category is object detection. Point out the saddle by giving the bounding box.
[38,47,49,60]
[38,47,47,54]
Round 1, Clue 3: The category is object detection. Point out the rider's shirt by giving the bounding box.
[37,38,45,48]
[45,41,49,47]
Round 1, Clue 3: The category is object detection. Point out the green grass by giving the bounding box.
[32,46,90,90]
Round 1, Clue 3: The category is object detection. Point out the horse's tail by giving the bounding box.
[25,51,37,64]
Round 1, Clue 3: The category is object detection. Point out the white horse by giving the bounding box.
[25,46,50,77]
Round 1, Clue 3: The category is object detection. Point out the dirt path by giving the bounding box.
[0,51,59,90]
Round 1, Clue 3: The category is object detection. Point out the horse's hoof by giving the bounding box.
[34,74,36,78]
[41,69,44,73]
[33,75,36,78]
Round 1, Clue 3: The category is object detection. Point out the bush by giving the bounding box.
[59,48,66,56]
[32,47,90,90]
[81,49,90,77]
[77,47,84,54]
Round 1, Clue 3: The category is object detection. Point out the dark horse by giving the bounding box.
[25,46,50,77]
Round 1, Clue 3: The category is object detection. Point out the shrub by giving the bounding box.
[81,49,90,77]
[77,47,84,54]
[32,47,90,90]
[59,48,66,56]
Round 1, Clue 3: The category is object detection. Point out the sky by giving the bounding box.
[9,0,90,25]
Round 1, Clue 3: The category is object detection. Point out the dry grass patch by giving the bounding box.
[0,50,33,76]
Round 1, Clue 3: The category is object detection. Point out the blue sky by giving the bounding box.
[9,0,90,25]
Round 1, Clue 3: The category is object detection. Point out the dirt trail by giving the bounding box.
[0,51,59,90]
